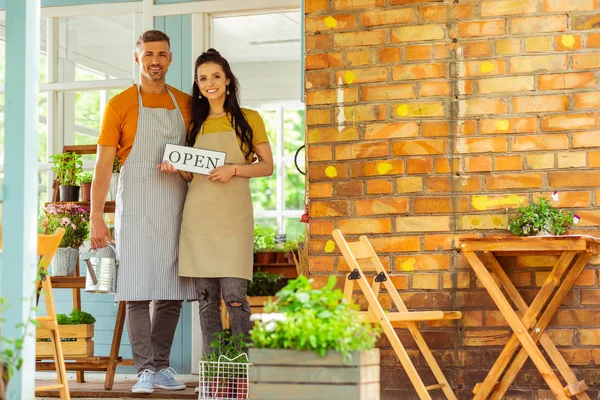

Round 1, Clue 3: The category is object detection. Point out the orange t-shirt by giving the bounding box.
[97,84,192,164]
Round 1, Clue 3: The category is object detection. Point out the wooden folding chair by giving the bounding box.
[34,227,71,400]
[333,229,460,400]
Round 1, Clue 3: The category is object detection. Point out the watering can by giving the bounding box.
[80,243,118,294]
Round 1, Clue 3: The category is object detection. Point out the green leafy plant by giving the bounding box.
[247,270,285,297]
[55,309,96,325]
[112,156,121,173]
[202,330,251,381]
[50,151,83,186]
[253,225,276,252]
[41,204,90,248]
[78,172,93,185]
[506,193,579,236]
[250,276,381,360]
[283,240,298,252]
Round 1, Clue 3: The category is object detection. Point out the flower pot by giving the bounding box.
[255,251,275,265]
[109,172,120,200]
[50,247,79,276]
[59,185,80,202]
[276,252,287,264]
[287,250,298,264]
[234,377,248,398]
[81,183,92,202]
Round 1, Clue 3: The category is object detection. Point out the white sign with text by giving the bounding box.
[163,144,226,175]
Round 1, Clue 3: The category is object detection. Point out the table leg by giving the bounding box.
[492,253,591,399]
[463,251,569,400]
[104,301,126,390]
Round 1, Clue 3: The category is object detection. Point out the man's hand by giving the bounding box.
[158,161,193,182]
[90,216,112,249]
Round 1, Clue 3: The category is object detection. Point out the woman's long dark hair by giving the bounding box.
[188,48,254,160]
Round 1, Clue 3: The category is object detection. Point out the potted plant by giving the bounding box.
[253,225,276,265]
[41,203,90,276]
[78,172,93,202]
[199,329,251,399]
[109,156,120,201]
[246,270,285,314]
[506,192,580,236]
[249,276,382,400]
[283,240,298,264]
[36,309,96,358]
[50,151,83,202]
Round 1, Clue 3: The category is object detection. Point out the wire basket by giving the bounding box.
[198,354,250,400]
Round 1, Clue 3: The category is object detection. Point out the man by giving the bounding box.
[90,30,195,394]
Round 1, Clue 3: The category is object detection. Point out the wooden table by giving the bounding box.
[459,235,600,400]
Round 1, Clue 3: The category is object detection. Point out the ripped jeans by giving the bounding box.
[195,277,253,357]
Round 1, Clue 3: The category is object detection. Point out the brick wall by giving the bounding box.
[304,0,600,398]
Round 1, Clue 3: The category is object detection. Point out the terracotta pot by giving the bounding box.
[81,183,92,202]
[276,252,287,264]
[287,250,298,264]
[235,377,249,398]
[255,251,275,264]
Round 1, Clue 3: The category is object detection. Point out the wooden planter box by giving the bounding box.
[36,324,94,358]
[249,348,380,400]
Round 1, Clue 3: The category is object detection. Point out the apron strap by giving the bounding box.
[136,84,180,113]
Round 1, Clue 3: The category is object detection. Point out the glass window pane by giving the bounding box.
[258,110,277,148]
[285,218,306,242]
[250,165,277,211]
[58,15,134,82]
[285,163,304,211]
[283,109,304,158]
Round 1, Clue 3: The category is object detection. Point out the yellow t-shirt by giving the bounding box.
[98,84,192,164]
[199,108,269,161]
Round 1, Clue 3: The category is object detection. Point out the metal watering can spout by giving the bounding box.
[80,243,118,294]
[80,253,99,285]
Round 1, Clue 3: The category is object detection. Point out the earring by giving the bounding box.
[198,93,202,99]
[226,86,230,96]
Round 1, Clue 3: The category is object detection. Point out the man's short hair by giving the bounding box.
[136,30,170,53]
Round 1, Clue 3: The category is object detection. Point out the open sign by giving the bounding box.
[162,144,227,175]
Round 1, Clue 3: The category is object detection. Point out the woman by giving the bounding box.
[162,48,273,356]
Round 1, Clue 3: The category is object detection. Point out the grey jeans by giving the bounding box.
[195,278,253,357]
[126,300,182,373]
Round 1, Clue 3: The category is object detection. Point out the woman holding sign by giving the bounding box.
[166,48,273,355]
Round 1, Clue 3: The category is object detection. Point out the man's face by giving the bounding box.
[135,41,172,82]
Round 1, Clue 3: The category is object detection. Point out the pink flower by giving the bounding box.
[60,217,71,227]
[47,205,57,214]
[574,215,580,225]
[71,224,76,230]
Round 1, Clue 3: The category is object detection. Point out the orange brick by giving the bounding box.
[465,156,492,172]
[512,95,569,113]
[338,218,392,234]
[458,20,505,37]
[592,152,600,168]
[573,131,600,148]
[307,126,358,143]
[525,153,555,169]
[336,181,364,197]
[539,72,596,90]
[412,274,439,289]
[435,158,459,173]
[407,157,434,174]
[393,139,446,156]
[554,34,583,51]
[361,8,413,27]
[306,54,330,70]
[377,48,401,63]
[533,191,591,208]
[541,113,599,132]
[393,63,446,80]
[405,45,432,61]
[305,14,356,32]
[588,33,600,48]
[336,68,387,84]
[471,193,526,211]
[495,38,521,55]
[305,71,331,89]
[306,109,332,126]
[396,216,450,232]
[365,122,418,140]
[362,84,415,101]
[333,30,386,47]
[579,329,600,345]
[391,0,443,3]
[572,53,600,70]
[457,214,507,230]
[455,137,508,154]
[557,151,586,168]
[305,34,331,51]
[391,24,446,43]
[574,92,600,110]
[486,173,543,189]
[422,121,450,137]
[464,59,506,77]
[345,50,371,66]
[350,160,405,177]
[396,177,423,193]
[355,198,410,216]
[459,120,478,136]
[308,256,334,272]
[366,179,393,195]
[306,88,358,105]
[510,55,567,73]
[554,310,600,326]
[309,182,333,198]
[393,102,445,118]
[419,82,450,97]
[572,13,600,30]
[307,145,333,162]
[478,76,534,94]
[370,236,420,253]
[425,177,451,192]
[418,5,448,21]
[310,200,349,217]
[460,99,507,115]
[333,0,384,9]
[542,0,598,12]
[463,41,492,57]
[434,43,449,59]
[308,163,348,181]
[495,155,523,171]
[414,197,453,213]
[513,134,569,151]
[457,176,483,193]
[310,220,335,236]
[481,0,538,16]
[524,36,552,52]
[337,104,386,122]
[305,0,329,13]
[510,16,567,34]
[335,141,389,160]
[480,117,536,134]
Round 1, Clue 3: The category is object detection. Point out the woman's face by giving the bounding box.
[196,62,231,102]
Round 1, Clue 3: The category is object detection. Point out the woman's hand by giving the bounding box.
[208,164,236,183]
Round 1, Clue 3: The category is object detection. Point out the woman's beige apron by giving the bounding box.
[178,126,254,281]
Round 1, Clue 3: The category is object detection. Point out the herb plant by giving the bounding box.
[507,194,579,236]
[253,225,276,252]
[246,270,285,297]
[250,276,381,359]
[78,172,93,185]
[56,309,96,325]
[50,151,83,186]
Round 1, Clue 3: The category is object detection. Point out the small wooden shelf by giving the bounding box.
[253,263,297,278]
[48,276,86,289]
[45,201,115,214]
